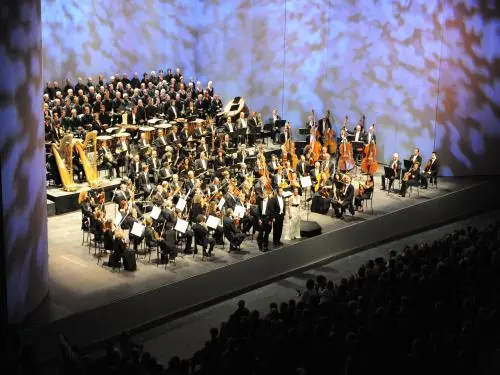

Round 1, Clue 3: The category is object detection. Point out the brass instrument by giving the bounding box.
[74,130,101,188]
[51,133,77,191]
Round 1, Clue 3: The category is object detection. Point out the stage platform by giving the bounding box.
[46,178,122,215]
[23,171,498,363]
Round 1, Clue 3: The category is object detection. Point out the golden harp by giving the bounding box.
[51,133,77,191]
[74,130,101,188]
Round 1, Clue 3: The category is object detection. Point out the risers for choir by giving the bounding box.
[47,178,122,215]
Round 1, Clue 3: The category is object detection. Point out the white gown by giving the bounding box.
[285,194,302,240]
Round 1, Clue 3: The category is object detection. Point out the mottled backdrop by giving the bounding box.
[1,0,48,323]
[42,0,500,176]
[42,0,197,81]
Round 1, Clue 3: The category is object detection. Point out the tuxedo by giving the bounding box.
[257,198,274,251]
[409,154,423,166]
[148,157,161,181]
[128,112,139,125]
[317,117,331,136]
[137,171,153,195]
[353,131,365,143]
[272,195,285,246]
[333,183,355,218]
[128,160,141,181]
[167,106,178,121]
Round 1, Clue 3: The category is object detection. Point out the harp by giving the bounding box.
[51,133,77,191]
[74,130,101,188]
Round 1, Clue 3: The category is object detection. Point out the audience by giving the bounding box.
[59,221,500,374]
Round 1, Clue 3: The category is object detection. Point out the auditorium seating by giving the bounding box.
[55,221,500,374]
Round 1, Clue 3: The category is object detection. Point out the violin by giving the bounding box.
[403,162,420,181]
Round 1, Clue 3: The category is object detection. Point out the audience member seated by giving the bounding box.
[64,221,500,375]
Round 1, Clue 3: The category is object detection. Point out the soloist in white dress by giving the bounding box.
[285,194,302,240]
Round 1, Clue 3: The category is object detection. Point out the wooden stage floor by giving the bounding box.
[25,168,482,330]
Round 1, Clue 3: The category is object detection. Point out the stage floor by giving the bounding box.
[25,169,481,330]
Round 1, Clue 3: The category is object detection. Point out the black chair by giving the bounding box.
[192,226,208,260]
[88,221,105,261]
[363,189,374,214]
[81,213,91,246]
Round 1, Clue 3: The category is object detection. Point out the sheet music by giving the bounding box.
[150,205,161,220]
[300,176,312,188]
[174,218,188,234]
[282,191,293,198]
[206,215,220,229]
[217,197,226,210]
[234,204,246,218]
[176,197,187,211]
[114,212,122,226]
[131,222,145,237]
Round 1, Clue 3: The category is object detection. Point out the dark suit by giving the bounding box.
[333,184,354,218]
[382,159,402,190]
[167,106,178,121]
[257,198,274,250]
[192,222,215,255]
[137,171,153,195]
[422,158,439,188]
[223,192,238,210]
[272,195,285,246]
[223,215,245,249]
[296,161,308,177]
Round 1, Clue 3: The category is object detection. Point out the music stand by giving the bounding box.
[403,159,412,171]
[383,166,396,194]
[300,176,314,222]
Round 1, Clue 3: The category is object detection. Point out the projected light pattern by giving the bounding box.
[196,0,500,176]
[42,0,197,82]
[0,0,48,323]
[41,0,500,176]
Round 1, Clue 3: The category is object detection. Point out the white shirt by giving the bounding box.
[152,158,157,169]
[202,160,206,169]
[277,196,284,214]
[171,106,177,118]
[240,118,247,128]
[228,123,233,132]
[262,199,268,215]
[367,133,372,144]
[132,113,136,124]
[159,136,166,145]
[355,132,360,142]
[121,141,128,151]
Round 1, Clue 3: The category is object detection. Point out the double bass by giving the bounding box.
[283,122,298,169]
[324,110,337,154]
[360,139,378,175]
[338,138,355,172]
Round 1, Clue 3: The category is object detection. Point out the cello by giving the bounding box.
[338,138,355,172]
[360,139,378,175]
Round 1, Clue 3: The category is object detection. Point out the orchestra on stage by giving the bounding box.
[43,69,440,270]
